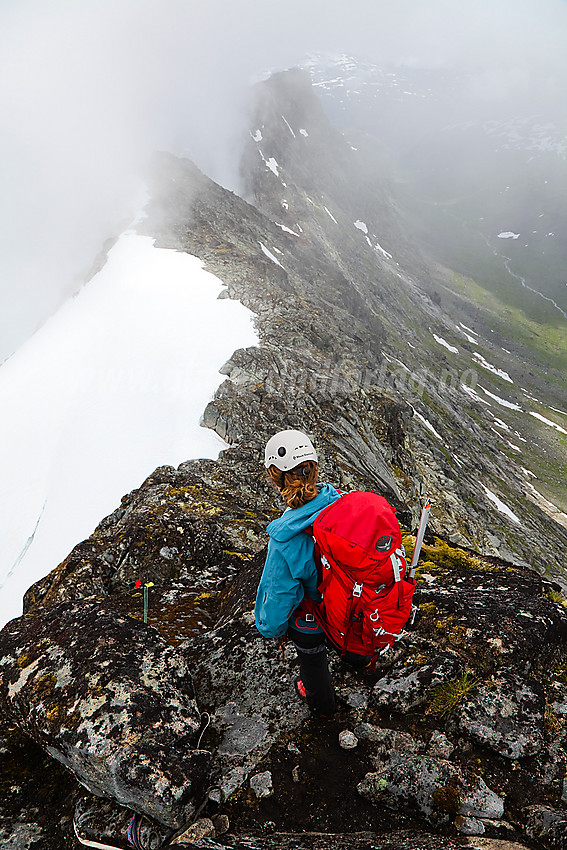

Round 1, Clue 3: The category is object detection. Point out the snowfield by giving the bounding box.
[0,232,257,627]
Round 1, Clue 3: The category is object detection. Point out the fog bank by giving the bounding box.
[1,0,566,361]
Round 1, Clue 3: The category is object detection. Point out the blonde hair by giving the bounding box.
[267,461,319,509]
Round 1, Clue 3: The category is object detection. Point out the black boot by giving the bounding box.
[295,645,336,715]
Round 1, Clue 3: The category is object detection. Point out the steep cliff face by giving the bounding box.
[1,69,567,849]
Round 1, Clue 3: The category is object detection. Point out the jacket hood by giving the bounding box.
[266,483,340,542]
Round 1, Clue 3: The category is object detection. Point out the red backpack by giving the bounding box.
[301,491,416,660]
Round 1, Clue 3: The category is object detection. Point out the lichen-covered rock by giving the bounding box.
[215,703,269,755]
[457,672,545,759]
[415,565,567,672]
[338,730,358,750]
[23,461,274,622]
[427,731,454,760]
[184,604,309,801]
[250,771,273,798]
[0,601,210,828]
[371,652,460,711]
[358,755,504,826]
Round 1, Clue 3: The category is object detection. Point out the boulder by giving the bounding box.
[525,804,567,848]
[0,601,210,828]
[358,754,504,826]
[371,652,460,711]
[457,672,545,759]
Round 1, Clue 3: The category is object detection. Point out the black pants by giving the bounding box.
[288,624,336,715]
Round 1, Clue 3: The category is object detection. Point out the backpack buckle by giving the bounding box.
[305,613,315,622]
[353,582,363,597]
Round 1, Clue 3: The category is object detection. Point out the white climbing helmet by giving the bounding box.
[264,429,318,471]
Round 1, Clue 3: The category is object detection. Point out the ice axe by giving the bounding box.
[409,501,431,580]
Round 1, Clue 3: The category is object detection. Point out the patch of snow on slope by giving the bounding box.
[530,411,567,435]
[490,415,510,431]
[0,232,257,628]
[259,242,285,269]
[412,408,443,441]
[481,485,521,524]
[300,129,309,137]
[461,384,491,406]
[375,242,393,260]
[498,232,520,239]
[259,150,279,176]
[460,322,478,336]
[252,129,263,142]
[458,325,478,345]
[473,353,513,383]
[324,207,338,224]
[354,220,368,234]
[479,386,522,410]
[281,115,296,137]
[276,223,302,238]
[432,333,459,354]
[265,157,279,176]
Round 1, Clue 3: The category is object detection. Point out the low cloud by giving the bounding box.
[1,0,566,360]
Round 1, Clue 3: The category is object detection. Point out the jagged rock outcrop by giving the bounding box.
[0,601,210,828]
[3,464,567,847]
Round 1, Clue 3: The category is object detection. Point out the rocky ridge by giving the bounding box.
[1,69,567,849]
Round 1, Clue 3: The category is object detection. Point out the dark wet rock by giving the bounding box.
[0,822,44,849]
[457,672,545,759]
[525,804,567,848]
[371,652,460,711]
[0,722,80,848]
[358,754,504,827]
[0,601,210,828]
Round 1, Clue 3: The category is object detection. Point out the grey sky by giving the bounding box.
[1,0,566,361]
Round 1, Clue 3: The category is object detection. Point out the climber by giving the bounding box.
[254,429,339,716]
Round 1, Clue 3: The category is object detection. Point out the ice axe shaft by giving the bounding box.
[410,501,431,579]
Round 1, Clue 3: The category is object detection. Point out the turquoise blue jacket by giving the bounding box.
[254,483,341,639]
